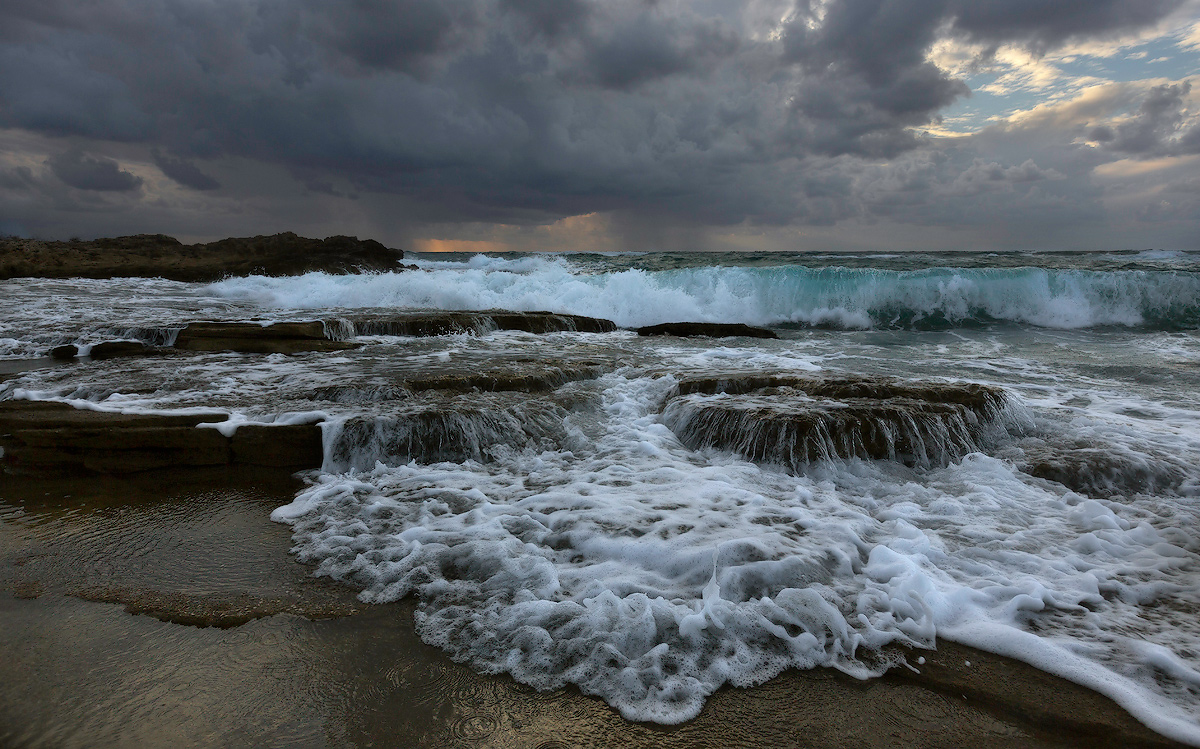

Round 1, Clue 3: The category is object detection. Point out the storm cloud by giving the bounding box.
[0,0,1196,248]
[46,148,142,192]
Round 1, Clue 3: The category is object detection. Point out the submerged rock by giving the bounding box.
[1007,440,1191,498]
[74,587,359,628]
[663,375,1019,470]
[636,322,778,339]
[0,232,405,281]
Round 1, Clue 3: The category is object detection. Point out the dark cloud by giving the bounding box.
[303,0,478,74]
[151,149,220,190]
[0,165,35,190]
[1094,82,1200,157]
[500,0,590,39]
[0,0,1193,243]
[947,0,1186,51]
[46,148,143,191]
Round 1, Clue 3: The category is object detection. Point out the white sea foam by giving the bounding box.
[273,371,1200,742]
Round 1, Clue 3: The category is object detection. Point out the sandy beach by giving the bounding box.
[0,466,1184,749]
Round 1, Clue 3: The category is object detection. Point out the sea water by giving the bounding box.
[3,249,1200,742]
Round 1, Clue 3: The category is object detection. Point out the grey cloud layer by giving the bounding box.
[0,0,1193,240]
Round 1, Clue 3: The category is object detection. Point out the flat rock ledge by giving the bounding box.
[663,374,1016,469]
[0,232,407,281]
[0,401,323,475]
[46,311,621,358]
[636,322,778,339]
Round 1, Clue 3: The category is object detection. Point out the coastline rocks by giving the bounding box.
[49,341,156,360]
[0,401,323,474]
[172,321,358,354]
[1009,441,1190,498]
[0,232,405,281]
[636,322,778,339]
[38,311,619,362]
[325,398,567,470]
[663,375,1018,470]
[337,310,617,337]
[309,359,608,398]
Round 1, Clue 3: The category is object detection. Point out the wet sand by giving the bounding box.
[0,468,1186,748]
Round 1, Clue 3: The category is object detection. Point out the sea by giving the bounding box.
[3,249,1200,742]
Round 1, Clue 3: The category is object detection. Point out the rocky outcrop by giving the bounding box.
[337,311,617,337]
[42,311,620,359]
[0,400,323,475]
[325,398,568,470]
[172,321,359,354]
[51,341,154,360]
[663,375,1019,470]
[0,232,406,281]
[1007,441,1188,497]
[636,322,778,339]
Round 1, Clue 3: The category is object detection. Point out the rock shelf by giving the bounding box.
[43,311,621,359]
[664,374,1018,469]
[636,322,778,338]
[0,401,322,475]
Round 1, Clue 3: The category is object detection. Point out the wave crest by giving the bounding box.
[206,261,1200,331]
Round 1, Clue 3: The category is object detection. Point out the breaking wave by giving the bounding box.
[206,258,1200,331]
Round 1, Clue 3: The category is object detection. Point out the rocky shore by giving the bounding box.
[1,290,1195,746]
[0,232,408,281]
[0,469,1185,748]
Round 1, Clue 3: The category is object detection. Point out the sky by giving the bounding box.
[0,0,1198,253]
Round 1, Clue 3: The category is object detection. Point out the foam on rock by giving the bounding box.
[663,375,1023,470]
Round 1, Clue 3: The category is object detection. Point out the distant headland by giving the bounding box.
[0,232,407,282]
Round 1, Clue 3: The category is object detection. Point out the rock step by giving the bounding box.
[663,375,1017,470]
[43,311,620,359]
[0,401,322,475]
[636,322,778,339]
[172,321,358,354]
[337,310,617,337]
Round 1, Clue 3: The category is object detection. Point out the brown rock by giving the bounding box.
[636,322,778,339]
[663,375,1015,469]
[172,321,358,354]
[230,423,324,467]
[0,232,405,281]
[0,400,326,475]
[339,310,617,337]
[88,341,152,359]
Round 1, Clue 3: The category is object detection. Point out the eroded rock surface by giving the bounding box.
[1005,440,1191,497]
[172,321,358,354]
[0,401,322,475]
[663,375,1019,470]
[336,310,617,337]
